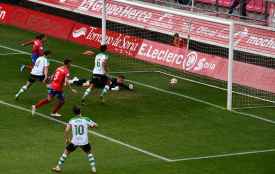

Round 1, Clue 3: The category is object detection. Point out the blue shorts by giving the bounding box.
[31,53,39,64]
[48,88,65,101]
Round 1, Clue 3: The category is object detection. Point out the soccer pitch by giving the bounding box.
[1,24,275,174]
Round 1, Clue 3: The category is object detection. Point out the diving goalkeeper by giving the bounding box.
[69,75,134,91]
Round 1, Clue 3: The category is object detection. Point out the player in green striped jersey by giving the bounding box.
[52,106,98,173]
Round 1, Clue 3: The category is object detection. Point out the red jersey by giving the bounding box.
[32,39,44,56]
[173,37,186,48]
[50,66,70,92]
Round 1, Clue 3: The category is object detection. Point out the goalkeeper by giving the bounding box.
[69,75,134,91]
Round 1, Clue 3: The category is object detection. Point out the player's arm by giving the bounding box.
[20,40,34,46]
[65,76,77,93]
[64,124,72,144]
[103,60,109,74]
[82,50,95,56]
[43,66,49,83]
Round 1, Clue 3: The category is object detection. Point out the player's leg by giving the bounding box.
[100,76,110,103]
[81,144,96,173]
[32,89,54,115]
[20,54,37,72]
[52,144,75,172]
[51,92,65,117]
[15,80,33,100]
[81,83,95,105]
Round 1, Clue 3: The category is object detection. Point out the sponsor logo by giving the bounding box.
[246,35,275,49]
[183,51,197,71]
[183,51,215,71]
[72,27,87,38]
[0,6,6,21]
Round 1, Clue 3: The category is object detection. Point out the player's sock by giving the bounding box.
[52,101,64,114]
[87,153,96,171]
[35,99,49,108]
[19,64,25,72]
[100,85,110,97]
[15,85,28,98]
[82,88,91,100]
[57,153,68,168]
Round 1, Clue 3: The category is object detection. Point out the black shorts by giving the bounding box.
[90,74,108,88]
[66,143,91,153]
[28,74,45,83]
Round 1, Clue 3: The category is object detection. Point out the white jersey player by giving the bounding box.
[92,52,108,75]
[52,106,98,173]
[81,45,111,104]
[15,50,51,100]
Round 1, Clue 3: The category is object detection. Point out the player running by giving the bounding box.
[81,45,110,104]
[20,34,46,72]
[32,58,77,117]
[15,50,51,100]
[52,106,97,173]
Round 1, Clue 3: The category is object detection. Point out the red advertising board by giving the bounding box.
[28,0,275,58]
[0,3,13,24]
[136,39,275,93]
[68,22,144,57]
[2,3,275,93]
[0,4,74,40]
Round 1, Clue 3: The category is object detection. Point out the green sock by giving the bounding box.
[88,153,96,168]
[57,153,67,167]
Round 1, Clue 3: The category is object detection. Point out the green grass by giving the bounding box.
[1,24,275,174]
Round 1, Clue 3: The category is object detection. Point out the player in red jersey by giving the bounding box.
[32,58,77,117]
[20,34,46,72]
[172,33,186,48]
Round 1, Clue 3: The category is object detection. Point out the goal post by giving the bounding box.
[101,0,107,45]
[227,22,235,111]
[101,0,235,110]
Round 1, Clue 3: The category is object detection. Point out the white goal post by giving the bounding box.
[101,0,235,111]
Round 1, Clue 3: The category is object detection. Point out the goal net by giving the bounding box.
[100,0,275,111]
[232,25,275,110]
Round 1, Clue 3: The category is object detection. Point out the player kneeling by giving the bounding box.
[52,106,97,173]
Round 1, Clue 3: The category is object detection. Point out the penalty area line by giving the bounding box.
[0,100,172,162]
[1,100,274,163]
[170,148,275,162]
[0,52,26,56]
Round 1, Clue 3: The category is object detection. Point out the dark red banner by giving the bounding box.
[68,22,144,57]
[0,4,74,40]
[136,39,275,93]
[27,0,275,58]
[0,4,13,24]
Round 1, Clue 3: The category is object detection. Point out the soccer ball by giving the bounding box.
[169,78,178,87]
[128,84,134,90]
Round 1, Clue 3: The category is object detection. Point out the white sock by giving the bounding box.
[82,88,91,100]
[100,85,109,97]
